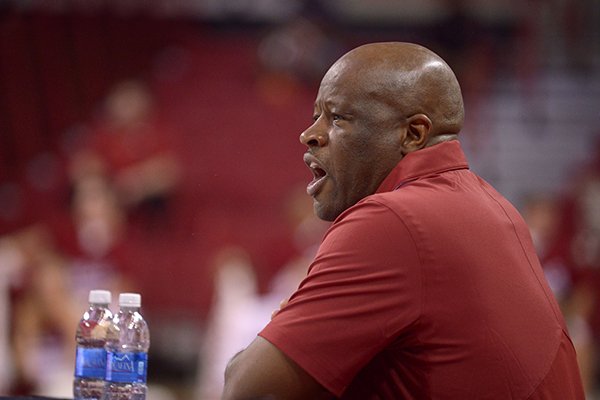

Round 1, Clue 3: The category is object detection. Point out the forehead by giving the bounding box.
[315,59,401,115]
[316,61,375,107]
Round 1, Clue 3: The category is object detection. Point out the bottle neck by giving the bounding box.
[120,306,140,312]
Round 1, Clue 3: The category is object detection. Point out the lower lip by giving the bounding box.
[307,176,327,197]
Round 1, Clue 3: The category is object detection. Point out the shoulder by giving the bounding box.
[326,191,417,241]
[312,195,421,278]
[325,196,409,244]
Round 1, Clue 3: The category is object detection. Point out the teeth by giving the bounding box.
[309,162,325,179]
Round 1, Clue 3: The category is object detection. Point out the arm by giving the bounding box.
[223,201,418,399]
[222,336,334,400]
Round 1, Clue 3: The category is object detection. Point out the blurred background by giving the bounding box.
[0,0,599,399]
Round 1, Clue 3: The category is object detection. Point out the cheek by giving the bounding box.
[329,130,379,180]
[329,153,356,190]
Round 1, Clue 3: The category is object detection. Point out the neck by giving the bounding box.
[426,134,458,148]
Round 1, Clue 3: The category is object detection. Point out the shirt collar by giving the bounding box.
[375,140,470,194]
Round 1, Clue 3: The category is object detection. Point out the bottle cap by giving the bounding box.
[119,293,142,308]
[89,290,111,304]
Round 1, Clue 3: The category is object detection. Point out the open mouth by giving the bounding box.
[310,163,326,181]
[304,154,328,196]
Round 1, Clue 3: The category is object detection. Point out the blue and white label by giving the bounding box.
[75,347,107,379]
[106,351,148,383]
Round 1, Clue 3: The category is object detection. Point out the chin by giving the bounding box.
[313,202,337,222]
[314,202,343,222]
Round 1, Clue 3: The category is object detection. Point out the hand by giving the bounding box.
[271,298,289,319]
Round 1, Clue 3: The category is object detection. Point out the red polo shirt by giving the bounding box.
[260,140,584,399]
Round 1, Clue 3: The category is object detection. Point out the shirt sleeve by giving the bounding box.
[259,198,422,396]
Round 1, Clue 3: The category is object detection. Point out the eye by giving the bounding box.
[332,114,345,125]
[312,114,320,122]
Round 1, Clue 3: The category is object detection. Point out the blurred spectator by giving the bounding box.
[0,234,23,393]
[257,16,343,85]
[195,185,329,398]
[522,194,597,397]
[3,223,76,396]
[261,184,330,305]
[524,136,600,398]
[522,194,561,261]
[194,246,266,399]
[69,79,182,232]
[255,15,345,109]
[55,174,137,307]
[4,174,138,397]
[561,138,600,398]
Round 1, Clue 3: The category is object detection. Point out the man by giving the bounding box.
[222,42,585,399]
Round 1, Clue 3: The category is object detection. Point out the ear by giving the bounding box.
[401,114,432,155]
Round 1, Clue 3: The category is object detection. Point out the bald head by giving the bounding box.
[300,42,466,220]
[325,42,464,140]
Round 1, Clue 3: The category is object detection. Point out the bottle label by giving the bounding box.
[106,351,148,383]
[75,347,107,379]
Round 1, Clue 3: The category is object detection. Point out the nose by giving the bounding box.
[299,121,328,147]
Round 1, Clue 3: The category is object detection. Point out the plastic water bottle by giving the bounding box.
[74,289,113,400]
[104,293,150,400]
